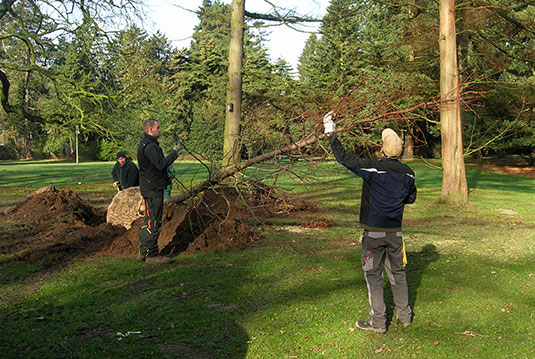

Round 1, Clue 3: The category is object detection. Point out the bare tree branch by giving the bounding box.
[0,68,45,123]
[0,0,17,20]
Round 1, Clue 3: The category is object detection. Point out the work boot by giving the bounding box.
[145,255,172,264]
[136,253,146,262]
[356,320,386,334]
[399,320,412,328]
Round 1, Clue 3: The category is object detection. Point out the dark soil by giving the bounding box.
[4,188,104,226]
[1,185,316,268]
[101,186,316,257]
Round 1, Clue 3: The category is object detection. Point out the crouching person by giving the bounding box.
[111,151,139,191]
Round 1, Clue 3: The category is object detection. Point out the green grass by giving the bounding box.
[1,159,535,358]
[0,160,210,210]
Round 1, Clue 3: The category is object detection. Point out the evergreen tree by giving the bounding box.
[297,34,319,85]
[165,0,299,161]
[0,0,143,159]
[454,0,535,159]
[105,26,178,159]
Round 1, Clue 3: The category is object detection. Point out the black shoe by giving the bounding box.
[356,320,386,334]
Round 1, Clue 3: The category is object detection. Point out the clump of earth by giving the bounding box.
[0,184,316,268]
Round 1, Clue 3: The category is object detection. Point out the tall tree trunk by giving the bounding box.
[24,72,31,159]
[223,0,245,172]
[403,131,414,159]
[439,0,468,204]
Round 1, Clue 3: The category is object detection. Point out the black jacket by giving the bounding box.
[137,134,178,195]
[111,158,139,190]
[329,133,417,231]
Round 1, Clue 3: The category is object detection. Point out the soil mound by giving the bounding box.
[5,186,104,226]
[101,187,271,257]
[1,184,316,267]
[2,186,125,265]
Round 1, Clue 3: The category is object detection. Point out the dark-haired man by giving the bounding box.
[111,151,139,191]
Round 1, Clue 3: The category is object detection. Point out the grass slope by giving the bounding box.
[0,159,534,358]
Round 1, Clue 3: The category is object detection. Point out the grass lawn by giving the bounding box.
[0,160,210,210]
[0,158,534,358]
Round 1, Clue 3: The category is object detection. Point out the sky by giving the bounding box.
[144,0,330,71]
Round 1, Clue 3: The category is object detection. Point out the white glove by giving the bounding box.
[112,181,119,188]
[323,111,335,134]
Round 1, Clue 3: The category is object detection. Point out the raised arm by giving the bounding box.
[145,144,178,171]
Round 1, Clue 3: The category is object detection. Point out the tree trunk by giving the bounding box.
[223,0,245,173]
[439,0,468,205]
[402,131,414,159]
[23,72,31,159]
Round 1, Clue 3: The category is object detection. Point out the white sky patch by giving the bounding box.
[144,0,329,71]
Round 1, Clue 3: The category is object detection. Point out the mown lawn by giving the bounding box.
[0,160,210,210]
[0,158,534,358]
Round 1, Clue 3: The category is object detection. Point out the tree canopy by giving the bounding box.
[0,0,533,166]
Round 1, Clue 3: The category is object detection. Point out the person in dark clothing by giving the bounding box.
[323,112,417,333]
[136,119,179,264]
[111,151,139,190]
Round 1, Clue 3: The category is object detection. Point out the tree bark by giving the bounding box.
[439,0,468,204]
[223,0,245,172]
[402,131,414,159]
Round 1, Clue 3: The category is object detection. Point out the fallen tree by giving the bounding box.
[168,132,328,205]
[168,95,441,205]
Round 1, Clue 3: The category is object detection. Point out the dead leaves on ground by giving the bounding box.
[300,218,333,229]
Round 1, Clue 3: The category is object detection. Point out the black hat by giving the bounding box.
[116,151,126,159]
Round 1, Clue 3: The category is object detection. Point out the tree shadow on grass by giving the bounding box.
[0,260,250,359]
[384,244,439,325]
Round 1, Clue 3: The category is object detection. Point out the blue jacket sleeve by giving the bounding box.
[406,181,417,204]
[328,133,374,180]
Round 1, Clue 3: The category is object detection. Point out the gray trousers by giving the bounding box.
[361,231,411,328]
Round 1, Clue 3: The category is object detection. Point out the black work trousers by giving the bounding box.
[139,190,164,257]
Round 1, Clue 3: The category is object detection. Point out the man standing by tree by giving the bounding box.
[111,151,139,191]
[323,112,416,333]
[136,119,179,264]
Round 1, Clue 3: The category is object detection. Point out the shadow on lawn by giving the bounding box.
[384,244,439,325]
[0,260,250,359]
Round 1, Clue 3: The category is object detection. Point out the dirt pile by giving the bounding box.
[301,218,333,229]
[101,186,312,257]
[1,184,316,266]
[2,186,125,264]
[5,186,104,226]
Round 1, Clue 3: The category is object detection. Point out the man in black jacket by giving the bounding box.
[111,151,139,190]
[136,119,179,264]
[323,112,416,333]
